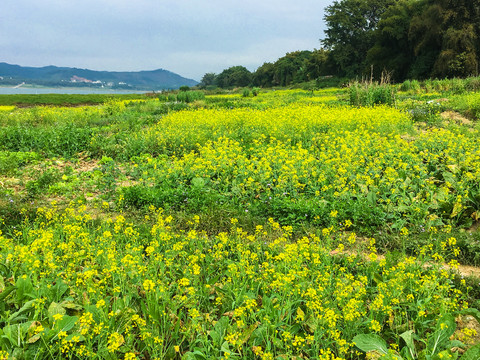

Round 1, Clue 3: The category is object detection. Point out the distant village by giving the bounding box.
[69,75,128,88]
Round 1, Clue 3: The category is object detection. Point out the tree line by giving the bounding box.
[200,0,480,88]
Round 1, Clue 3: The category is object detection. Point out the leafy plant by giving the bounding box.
[354,312,480,360]
[349,82,396,106]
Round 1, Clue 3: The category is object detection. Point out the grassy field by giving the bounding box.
[0,93,154,107]
[0,87,480,359]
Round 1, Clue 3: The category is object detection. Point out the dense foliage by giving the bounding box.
[199,50,336,89]
[324,0,480,80]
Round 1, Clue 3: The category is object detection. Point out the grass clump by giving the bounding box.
[349,82,396,106]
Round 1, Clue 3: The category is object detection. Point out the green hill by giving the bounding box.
[0,62,198,90]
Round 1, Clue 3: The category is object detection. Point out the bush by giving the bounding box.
[349,83,396,107]
[176,91,205,103]
[464,76,480,92]
[400,79,421,93]
[242,89,251,97]
[25,168,60,197]
[0,151,41,174]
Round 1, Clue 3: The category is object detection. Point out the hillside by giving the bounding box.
[0,62,198,90]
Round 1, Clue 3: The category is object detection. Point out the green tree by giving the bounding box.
[215,66,252,88]
[199,73,216,88]
[410,0,480,78]
[366,0,420,81]
[304,48,332,80]
[322,0,394,77]
[433,0,480,77]
[252,62,275,87]
[273,51,312,86]
[409,1,447,78]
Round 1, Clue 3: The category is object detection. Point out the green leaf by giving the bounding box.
[27,333,41,344]
[400,330,416,359]
[60,301,83,311]
[427,314,456,356]
[47,302,66,323]
[220,341,230,354]
[49,280,69,301]
[2,324,23,347]
[191,177,205,188]
[54,315,78,334]
[0,285,15,302]
[451,202,463,218]
[8,299,35,322]
[239,322,258,346]
[353,334,388,355]
[460,343,480,360]
[15,277,34,303]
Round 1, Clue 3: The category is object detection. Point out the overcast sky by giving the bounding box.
[1,0,333,81]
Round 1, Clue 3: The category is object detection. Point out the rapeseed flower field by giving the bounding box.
[0,89,479,359]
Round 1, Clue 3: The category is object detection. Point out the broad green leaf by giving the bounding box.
[60,301,83,311]
[0,285,15,302]
[2,324,22,347]
[296,307,305,320]
[208,329,221,344]
[8,299,35,322]
[220,341,230,354]
[15,277,34,303]
[239,322,258,345]
[443,171,456,184]
[353,334,388,355]
[460,343,480,360]
[427,314,456,356]
[27,333,41,344]
[54,315,78,334]
[50,280,69,301]
[400,330,416,359]
[191,177,206,188]
[47,302,66,323]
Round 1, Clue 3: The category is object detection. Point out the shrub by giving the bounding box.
[400,79,421,93]
[242,88,251,97]
[176,90,205,103]
[464,76,480,92]
[349,82,396,107]
[0,151,41,174]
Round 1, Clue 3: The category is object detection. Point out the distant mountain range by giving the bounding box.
[0,62,198,90]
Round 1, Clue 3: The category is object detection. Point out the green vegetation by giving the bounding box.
[0,93,149,107]
[349,82,396,106]
[0,89,479,359]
